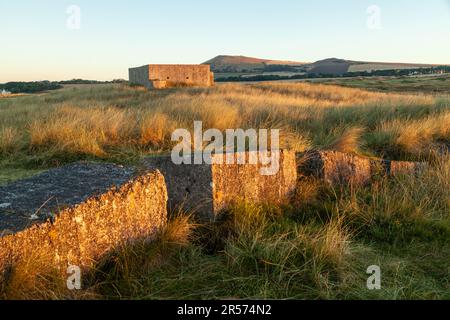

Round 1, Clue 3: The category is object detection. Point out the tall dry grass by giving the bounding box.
[0,82,448,299]
[377,113,450,156]
[329,151,450,242]
[1,156,448,300]
[0,127,21,155]
[328,126,365,154]
[0,82,447,166]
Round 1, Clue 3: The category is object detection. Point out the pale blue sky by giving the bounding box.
[1,0,449,82]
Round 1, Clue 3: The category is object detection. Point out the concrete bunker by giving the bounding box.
[129,64,215,89]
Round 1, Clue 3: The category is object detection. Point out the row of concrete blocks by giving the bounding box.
[143,150,426,221]
[0,151,426,285]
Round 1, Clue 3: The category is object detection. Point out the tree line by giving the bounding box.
[0,79,127,93]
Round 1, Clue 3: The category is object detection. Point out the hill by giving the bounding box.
[307,58,352,75]
[309,58,437,76]
[203,55,306,73]
[203,55,440,79]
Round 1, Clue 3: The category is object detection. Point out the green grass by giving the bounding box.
[3,156,447,300]
[0,81,448,184]
[92,156,448,300]
[0,166,43,185]
[0,80,449,300]
[318,75,450,94]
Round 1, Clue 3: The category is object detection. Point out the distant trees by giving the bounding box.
[58,79,127,84]
[341,66,450,78]
[263,64,299,72]
[0,79,130,94]
[0,81,62,94]
[58,79,103,85]
[111,79,128,84]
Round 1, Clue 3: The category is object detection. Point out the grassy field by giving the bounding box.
[318,75,450,94]
[1,81,448,183]
[0,80,449,299]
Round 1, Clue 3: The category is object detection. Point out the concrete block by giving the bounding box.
[0,163,135,233]
[210,151,297,214]
[140,155,214,220]
[383,160,427,177]
[0,168,168,283]
[298,150,372,186]
[298,151,428,185]
[141,150,297,221]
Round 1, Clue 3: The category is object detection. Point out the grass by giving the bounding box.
[0,81,448,181]
[2,155,448,300]
[95,154,450,300]
[319,75,450,94]
[0,79,449,300]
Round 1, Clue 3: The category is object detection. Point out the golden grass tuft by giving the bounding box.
[328,127,365,154]
[139,113,175,148]
[374,113,450,157]
[28,106,140,156]
[0,127,21,154]
[29,118,106,157]
[0,249,98,300]
[312,217,350,268]
[159,215,195,246]
[92,215,195,292]
[395,114,450,155]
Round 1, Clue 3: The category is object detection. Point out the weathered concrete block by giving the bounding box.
[0,168,168,282]
[383,160,427,177]
[210,151,297,214]
[298,151,428,185]
[298,150,372,186]
[141,150,297,221]
[140,155,214,219]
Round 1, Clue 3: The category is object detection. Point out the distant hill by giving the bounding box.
[203,55,439,77]
[308,58,437,76]
[307,58,352,75]
[203,55,306,73]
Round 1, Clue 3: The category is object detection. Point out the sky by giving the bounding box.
[1,0,449,82]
